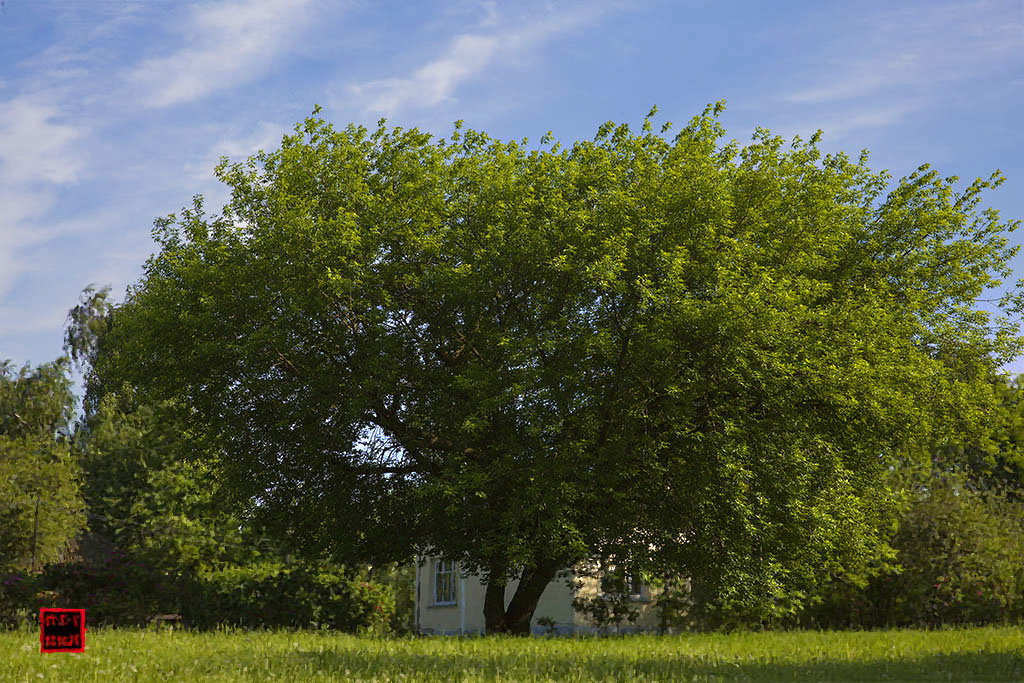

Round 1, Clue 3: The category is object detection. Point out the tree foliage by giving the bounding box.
[66,286,261,572]
[931,374,1024,498]
[75,389,259,572]
[0,359,85,572]
[805,374,1024,628]
[87,104,1022,632]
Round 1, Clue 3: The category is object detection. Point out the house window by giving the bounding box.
[627,573,645,599]
[433,559,457,605]
[602,562,646,600]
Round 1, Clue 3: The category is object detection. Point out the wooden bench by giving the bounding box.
[149,613,183,628]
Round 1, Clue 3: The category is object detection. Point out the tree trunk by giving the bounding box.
[483,563,560,634]
[483,578,508,633]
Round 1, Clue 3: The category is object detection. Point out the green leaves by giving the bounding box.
[0,360,85,572]
[75,387,256,573]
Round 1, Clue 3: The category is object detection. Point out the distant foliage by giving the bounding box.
[800,376,1024,629]
[806,463,1024,628]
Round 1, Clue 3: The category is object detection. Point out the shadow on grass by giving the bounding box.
[243,647,1024,682]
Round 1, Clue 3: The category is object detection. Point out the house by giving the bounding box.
[414,556,666,635]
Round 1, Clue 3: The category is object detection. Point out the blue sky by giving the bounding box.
[1,0,1023,379]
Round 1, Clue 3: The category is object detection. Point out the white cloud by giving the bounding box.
[764,100,920,146]
[349,34,500,114]
[345,4,607,116]
[0,94,86,299]
[0,95,84,186]
[187,120,288,180]
[0,190,134,300]
[783,2,1023,109]
[0,245,30,302]
[0,305,69,336]
[127,0,316,108]
[478,0,500,28]
[785,54,922,105]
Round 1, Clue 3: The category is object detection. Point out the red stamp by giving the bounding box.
[39,608,85,653]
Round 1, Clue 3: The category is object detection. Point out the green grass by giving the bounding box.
[2,626,1022,682]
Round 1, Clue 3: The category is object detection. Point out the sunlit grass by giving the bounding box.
[1,625,1022,681]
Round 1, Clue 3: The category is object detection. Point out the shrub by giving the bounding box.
[571,569,639,635]
[184,562,394,633]
[31,550,184,627]
[0,571,37,628]
[653,574,693,633]
[4,555,396,633]
[806,465,1024,629]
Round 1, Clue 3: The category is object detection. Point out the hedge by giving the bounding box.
[0,553,393,633]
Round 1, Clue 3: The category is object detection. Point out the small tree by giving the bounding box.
[75,389,259,573]
[66,286,263,573]
[653,572,692,633]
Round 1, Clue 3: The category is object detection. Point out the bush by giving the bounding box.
[374,562,416,635]
[653,574,693,633]
[183,562,394,633]
[29,550,183,627]
[2,554,394,633]
[571,567,640,635]
[805,465,1024,629]
[0,571,37,628]
[2,551,177,629]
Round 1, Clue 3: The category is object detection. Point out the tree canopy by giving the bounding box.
[87,104,1022,632]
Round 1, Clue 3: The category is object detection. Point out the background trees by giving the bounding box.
[802,374,1024,629]
[65,285,259,573]
[83,105,1022,632]
[75,390,258,572]
[0,359,85,572]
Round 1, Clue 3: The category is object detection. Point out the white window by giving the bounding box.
[433,559,457,605]
[627,573,646,600]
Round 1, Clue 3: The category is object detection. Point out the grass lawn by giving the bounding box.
[1,626,1022,682]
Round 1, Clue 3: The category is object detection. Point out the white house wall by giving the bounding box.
[416,558,576,635]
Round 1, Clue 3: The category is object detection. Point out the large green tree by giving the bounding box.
[88,104,1022,632]
[0,358,85,572]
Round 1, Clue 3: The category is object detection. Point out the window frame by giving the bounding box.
[433,559,457,606]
